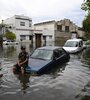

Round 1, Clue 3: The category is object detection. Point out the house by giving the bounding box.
[34,20,56,43]
[78,27,85,38]
[55,19,79,40]
[34,19,79,42]
[3,15,34,42]
[2,15,85,44]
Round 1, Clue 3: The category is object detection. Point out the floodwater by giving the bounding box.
[0,42,90,100]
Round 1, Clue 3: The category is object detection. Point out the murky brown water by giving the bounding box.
[0,42,90,100]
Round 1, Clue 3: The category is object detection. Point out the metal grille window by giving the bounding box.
[65,26,69,32]
[49,36,52,39]
[29,22,32,27]
[20,35,26,40]
[57,25,62,31]
[20,22,25,26]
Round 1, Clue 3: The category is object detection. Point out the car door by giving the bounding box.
[53,49,67,65]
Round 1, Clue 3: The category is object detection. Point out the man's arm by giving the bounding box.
[18,52,29,67]
[18,58,28,67]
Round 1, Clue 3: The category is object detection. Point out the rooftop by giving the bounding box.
[34,20,55,26]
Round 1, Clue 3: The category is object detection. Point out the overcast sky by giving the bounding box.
[0,0,85,26]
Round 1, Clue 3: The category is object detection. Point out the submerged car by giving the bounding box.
[63,39,85,54]
[26,46,70,75]
[3,40,18,45]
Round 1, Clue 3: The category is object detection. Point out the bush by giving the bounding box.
[5,31,16,40]
[86,40,90,45]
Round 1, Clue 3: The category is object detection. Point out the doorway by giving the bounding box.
[35,34,42,48]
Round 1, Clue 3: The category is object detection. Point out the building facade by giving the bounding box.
[3,15,84,44]
[34,20,55,42]
[3,15,33,42]
[55,19,79,41]
[34,19,80,42]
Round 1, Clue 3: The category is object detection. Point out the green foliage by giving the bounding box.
[82,13,90,39]
[86,40,90,44]
[81,0,90,39]
[81,0,90,12]
[83,14,90,32]
[5,30,16,40]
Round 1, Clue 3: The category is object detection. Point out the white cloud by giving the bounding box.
[0,0,85,26]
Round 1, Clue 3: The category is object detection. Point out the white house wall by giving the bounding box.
[16,30,30,41]
[15,19,31,30]
[3,16,15,26]
[34,23,55,42]
[3,15,33,41]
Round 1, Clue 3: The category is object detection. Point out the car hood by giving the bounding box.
[63,47,78,53]
[28,57,52,71]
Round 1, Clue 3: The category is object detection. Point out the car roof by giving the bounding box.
[37,46,62,50]
[66,39,82,42]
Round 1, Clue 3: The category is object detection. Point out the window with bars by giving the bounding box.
[57,25,62,31]
[65,26,69,32]
[20,22,25,26]
[20,35,26,40]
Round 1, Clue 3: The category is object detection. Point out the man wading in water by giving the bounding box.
[13,46,29,75]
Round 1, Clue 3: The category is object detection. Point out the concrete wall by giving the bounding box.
[15,16,32,30]
[34,21,55,42]
[34,19,80,42]
[55,19,79,41]
[3,15,32,42]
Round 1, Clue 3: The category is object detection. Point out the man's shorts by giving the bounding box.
[14,63,28,72]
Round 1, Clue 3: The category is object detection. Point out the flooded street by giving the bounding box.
[0,42,90,100]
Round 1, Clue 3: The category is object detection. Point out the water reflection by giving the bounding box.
[0,43,90,100]
[82,48,90,67]
[0,60,3,78]
[75,81,90,100]
[14,73,30,94]
[70,51,83,60]
[46,63,67,77]
[81,95,90,100]
[4,46,16,57]
[0,46,3,58]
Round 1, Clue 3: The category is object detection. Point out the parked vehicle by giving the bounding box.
[26,46,70,75]
[63,39,85,54]
[3,40,18,45]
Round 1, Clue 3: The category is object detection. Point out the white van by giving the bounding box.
[63,39,84,53]
[3,40,18,45]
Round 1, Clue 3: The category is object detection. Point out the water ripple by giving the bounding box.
[0,45,90,100]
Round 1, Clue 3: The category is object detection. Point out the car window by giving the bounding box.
[7,40,10,42]
[81,41,83,46]
[54,50,59,59]
[54,49,65,59]
[75,42,78,47]
[11,40,14,42]
[64,41,78,47]
[79,42,81,47]
[79,41,83,47]
[31,49,53,60]
[59,49,66,56]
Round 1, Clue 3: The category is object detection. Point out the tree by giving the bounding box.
[83,14,90,39]
[81,0,90,39]
[81,0,90,12]
[4,30,16,40]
